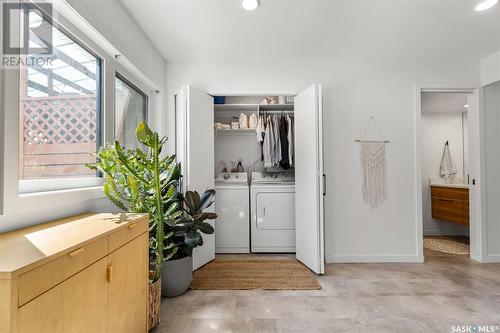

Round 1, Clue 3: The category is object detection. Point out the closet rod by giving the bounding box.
[354,139,390,143]
[259,110,294,113]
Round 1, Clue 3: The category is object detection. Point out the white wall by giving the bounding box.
[483,83,500,261]
[421,111,468,236]
[481,51,500,86]
[165,53,482,262]
[116,0,499,262]
[0,0,167,232]
[215,135,260,175]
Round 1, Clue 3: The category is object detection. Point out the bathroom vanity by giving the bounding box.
[430,182,469,225]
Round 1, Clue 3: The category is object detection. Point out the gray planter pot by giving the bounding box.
[161,256,193,297]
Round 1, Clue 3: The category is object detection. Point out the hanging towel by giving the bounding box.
[439,142,457,184]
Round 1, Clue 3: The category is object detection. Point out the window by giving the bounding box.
[19,10,101,181]
[115,74,148,149]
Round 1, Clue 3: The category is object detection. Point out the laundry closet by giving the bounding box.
[213,95,296,255]
[175,84,326,274]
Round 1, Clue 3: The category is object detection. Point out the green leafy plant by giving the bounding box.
[86,122,181,283]
[167,190,217,258]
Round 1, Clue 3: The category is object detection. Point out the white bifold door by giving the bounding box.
[176,85,215,270]
[294,83,325,274]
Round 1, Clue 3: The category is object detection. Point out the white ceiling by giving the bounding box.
[421,93,469,113]
[120,0,500,65]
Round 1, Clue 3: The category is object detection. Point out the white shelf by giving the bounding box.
[258,104,294,111]
[215,128,257,136]
[214,104,294,112]
[214,104,259,111]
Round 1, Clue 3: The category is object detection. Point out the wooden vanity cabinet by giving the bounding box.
[0,213,149,333]
[431,186,469,225]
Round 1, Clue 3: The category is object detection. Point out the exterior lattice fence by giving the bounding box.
[21,95,98,179]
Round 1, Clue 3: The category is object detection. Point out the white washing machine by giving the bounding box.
[251,172,296,253]
[214,172,250,253]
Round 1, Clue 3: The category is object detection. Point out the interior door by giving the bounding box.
[467,90,483,261]
[176,86,215,270]
[294,83,325,274]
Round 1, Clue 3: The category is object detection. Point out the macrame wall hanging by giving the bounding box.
[355,116,390,208]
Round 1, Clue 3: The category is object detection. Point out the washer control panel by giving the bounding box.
[251,172,295,184]
[215,172,248,184]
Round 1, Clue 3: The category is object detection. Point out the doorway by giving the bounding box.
[175,84,326,274]
[416,86,482,261]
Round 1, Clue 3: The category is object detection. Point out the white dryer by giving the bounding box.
[250,172,295,253]
[215,172,250,253]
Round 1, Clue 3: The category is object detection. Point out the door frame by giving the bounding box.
[413,83,485,262]
[173,86,326,271]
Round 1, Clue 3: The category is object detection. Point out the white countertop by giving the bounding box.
[430,179,469,189]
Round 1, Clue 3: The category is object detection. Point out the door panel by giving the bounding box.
[177,86,215,270]
[467,91,483,260]
[107,234,148,333]
[294,83,325,274]
[256,192,295,230]
[18,258,108,333]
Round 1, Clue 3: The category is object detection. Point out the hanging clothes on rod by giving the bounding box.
[257,111,294,170]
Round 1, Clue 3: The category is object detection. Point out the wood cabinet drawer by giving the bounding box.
[18,236,108,307]
[432,206,466,224]
[432,197,463,211]
[431,186,468,200]
[108,217,148,252]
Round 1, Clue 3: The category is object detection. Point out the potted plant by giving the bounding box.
[86,122,181,330]
[162,189,216,297]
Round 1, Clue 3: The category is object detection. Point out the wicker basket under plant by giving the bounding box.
[148,279,161,330]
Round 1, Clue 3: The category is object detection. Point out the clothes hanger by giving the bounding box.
[354,116,390,143]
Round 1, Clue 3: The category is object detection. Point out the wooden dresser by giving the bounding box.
[431,186,469,225]
[0,213,149,333]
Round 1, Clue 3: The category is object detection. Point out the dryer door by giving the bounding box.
[256,192,295,230]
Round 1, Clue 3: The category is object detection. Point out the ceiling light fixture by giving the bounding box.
[475,0,498,11]
[464,104,469,108]
[242,0,259,11]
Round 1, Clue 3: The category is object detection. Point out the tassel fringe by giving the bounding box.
[360,143,387,208]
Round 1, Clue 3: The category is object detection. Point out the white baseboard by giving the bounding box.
[215,247,250,254]
[326,254,424,263]
[423,229,469,236]
[482,255,500,263]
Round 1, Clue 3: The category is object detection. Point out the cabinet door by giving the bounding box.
[18,258,108,333]
[107,233,148,333]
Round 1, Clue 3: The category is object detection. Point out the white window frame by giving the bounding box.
[16,7,106,195]
[0,0,159,224]
[113,70,150,145]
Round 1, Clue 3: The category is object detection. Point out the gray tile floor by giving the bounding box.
[154,250,500,333]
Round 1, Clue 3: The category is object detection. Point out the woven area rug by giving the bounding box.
[190,258,321,290]
[423,238,470,255]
